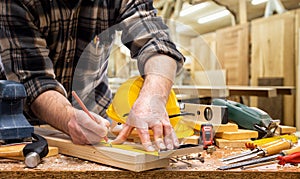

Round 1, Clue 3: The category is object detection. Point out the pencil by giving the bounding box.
[72,91,109,143]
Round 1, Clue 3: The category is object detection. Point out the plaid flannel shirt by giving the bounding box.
[0,0,184,117]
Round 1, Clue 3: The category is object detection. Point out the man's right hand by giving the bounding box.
[68,109,110,145]
[31,90,109,145]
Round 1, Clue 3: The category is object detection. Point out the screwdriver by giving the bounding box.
[218,145,300,170]
[223,139,292,164]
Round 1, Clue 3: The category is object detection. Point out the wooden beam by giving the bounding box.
[239,0,247,24]
[228,86,277,97]
[34,126,203,172]
[173,85,228,98]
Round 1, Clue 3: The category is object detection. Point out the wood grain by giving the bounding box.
[34,126,203,172]
[250,12,295,126]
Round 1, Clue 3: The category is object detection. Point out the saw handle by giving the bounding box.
[277,152,300,165]
[262,140,292,156]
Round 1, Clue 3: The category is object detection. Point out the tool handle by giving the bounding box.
[282,145,300,155]
[277,152,300,165]
[260,139,282,149]
[263,140,291,156]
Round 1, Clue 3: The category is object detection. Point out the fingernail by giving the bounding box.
[159,143,166,149]
[174,141,179,148]
[146,145,155,152]
[167,144,173,150]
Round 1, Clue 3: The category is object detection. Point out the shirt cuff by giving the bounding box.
[23,77,67,113]
[137,41,185,77]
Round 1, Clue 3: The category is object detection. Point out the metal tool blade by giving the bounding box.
[218,154,280,170]
[220,149,259,162]
[223,152,263,164]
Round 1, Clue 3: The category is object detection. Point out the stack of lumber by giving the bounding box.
[213,123,258,148]
[182,122,298,149]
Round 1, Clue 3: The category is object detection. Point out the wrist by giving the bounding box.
[139,74,173,104]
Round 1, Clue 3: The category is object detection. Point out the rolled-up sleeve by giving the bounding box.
[0,0,66,110]
[117,0,185,76]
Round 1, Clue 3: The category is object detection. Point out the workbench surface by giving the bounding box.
[1,147,299,179]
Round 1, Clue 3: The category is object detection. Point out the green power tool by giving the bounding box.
[212,98,280,139]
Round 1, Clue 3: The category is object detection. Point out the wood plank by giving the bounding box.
[295,9,300,130]
[258,78,284,120]
[4,146,59,161]
[276,125,297,135]
[34,127,203,172]
[239,0,247,24]
[172,85,228,98]
[228,86,277,97]
[216,24,249,86]
[182,118,238,132]
[215,129,258,140]
[214,138,250,148]
[250,12,295,126]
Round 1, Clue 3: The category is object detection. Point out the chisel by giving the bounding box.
[223,139,292,164]
[220,139,284,162]
[218,145,300,170]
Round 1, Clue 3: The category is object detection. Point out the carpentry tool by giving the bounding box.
[199,124,214,149]
[220,139,283,162]
[212,99,280,139]
[72,91,109,143]
[0,80,34,142]
[245,134,298,149]
[23,133,49,168]
[223,139,292,164]
[180,103,228,126]
[218,145,300,170]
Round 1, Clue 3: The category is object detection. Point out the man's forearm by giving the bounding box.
[30,90,74,134]
[143,55,178,83]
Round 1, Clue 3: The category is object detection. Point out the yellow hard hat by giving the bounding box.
[106,76,194,138]
[106,76,181,127]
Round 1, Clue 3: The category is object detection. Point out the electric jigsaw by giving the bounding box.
[0,80,34,143]
[212,98,280,139]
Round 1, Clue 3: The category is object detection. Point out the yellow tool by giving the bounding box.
[245,134,298,149]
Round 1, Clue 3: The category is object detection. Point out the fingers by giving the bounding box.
[68,110,110,145]
[163,124,179,150]
[152,124,166,151]
[111,124,134,144]
[137,128,156,152]
[90,111,111,128]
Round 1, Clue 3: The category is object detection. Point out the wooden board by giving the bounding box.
[182,118,238,133]
[215,138,250,148]
[4,146,59,161]
[257,77,284,120]
[276,125,297,135]
[250,12,295,126]
[228,86,277,97]
[216,24,249,86]
[295,9,300,130]
[34,127,203,172]
[215,129,258,140]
